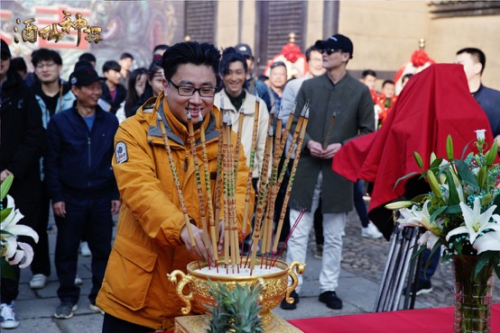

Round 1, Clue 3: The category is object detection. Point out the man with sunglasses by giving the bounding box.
[283,34,375,311]
[97,41,253,333]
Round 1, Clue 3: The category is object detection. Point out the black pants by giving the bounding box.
[55,192,113,305]
[31,179,51,277]
[102,313,153,333]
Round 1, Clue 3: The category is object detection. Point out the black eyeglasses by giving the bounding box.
[168,80,216,97]
[320,49,341,56]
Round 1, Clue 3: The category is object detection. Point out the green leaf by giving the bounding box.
[460,142,471,160]
[443,205,462,214]
[410,194,428,203]
[474,252,493,280]
[485,140,498,166]
[430,206,447,222]
[429,157,444,171]
[394,172,419,190]
[411,245,427,260]
[455,240,464,257]
[0,174,14,200]
[444,169,460,206]
[454,160,479,191]
[0,207,12,222]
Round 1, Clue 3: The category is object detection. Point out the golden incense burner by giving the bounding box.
[168,259,305,331]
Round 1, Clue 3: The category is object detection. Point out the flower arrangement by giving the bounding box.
[0,174,39,278]
[386,130,500,332]
[386,130,500,276]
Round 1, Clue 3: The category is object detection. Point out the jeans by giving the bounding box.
[419,247,441,282]
[354,180,369,228]
[286,172,346,293]
[55,192,113,305]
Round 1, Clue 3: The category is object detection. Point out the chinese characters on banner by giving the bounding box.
[12,7,102,48]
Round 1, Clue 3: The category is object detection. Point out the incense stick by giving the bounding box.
[272,105,310,254]
[198,112,219,268]
[323,112,337,150]
[157,106,200,269]
[187,110,211,266]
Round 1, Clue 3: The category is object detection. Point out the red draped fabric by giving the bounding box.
[332,64,495,237]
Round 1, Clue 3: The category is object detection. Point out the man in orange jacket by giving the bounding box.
[97,41,253,332]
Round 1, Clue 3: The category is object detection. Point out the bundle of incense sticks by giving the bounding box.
[157,96,310,275]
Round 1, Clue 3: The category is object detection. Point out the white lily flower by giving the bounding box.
[446,197,500,244]
[418,231,440,250]
[8,242,35,269]
[475,129,486,142]
[473,231,500,254]
[1,194,39,265]
[397,200,432,230]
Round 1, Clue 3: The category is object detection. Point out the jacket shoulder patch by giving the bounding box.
[115,141,128,164]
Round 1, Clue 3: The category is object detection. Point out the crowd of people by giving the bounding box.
[1,33,500,332]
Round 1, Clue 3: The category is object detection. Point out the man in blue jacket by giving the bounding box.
[44,65,120,320]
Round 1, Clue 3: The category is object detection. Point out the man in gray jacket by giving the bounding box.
[282,34,375,310]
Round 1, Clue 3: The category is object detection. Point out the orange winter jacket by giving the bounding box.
[96,93,254,330]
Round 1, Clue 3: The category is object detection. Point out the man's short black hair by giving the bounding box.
[220,47,248,76]
[402,73,413,82]
[102,60,121,73]
[382,79,395,88]
[361,69,377,79]
[270,61,287,71]
[31,48,62,67]
[79,52,96,63]
[456,47,486,75]
[153,44,169,54]
[11,57,27,73]
[162,41,221,84]
[305,45,320,62]
[120,52,134,60]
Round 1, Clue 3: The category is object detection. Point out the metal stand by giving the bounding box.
[373,223,421,312]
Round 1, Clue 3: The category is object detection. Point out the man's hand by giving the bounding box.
[111,200,121,215]
[321,143,342,159]
[53,201,66,218]
[307,140,324,158]
[180,224,215,265]
[0,169,13,183]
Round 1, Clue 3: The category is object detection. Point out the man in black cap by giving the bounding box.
[1,38,45,330]
[234,43,272,111]
[282,34,375,311]
[44,65,120,320]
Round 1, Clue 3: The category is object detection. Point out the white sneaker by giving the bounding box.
[1,303,20,329]
[75,275,83,286]
[89,303,104,315]
[80,242,91,257]
[29,274,48,289]
[361,223,383,239]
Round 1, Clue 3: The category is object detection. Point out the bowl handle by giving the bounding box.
[285,261,306,304]
[167,270,194,315]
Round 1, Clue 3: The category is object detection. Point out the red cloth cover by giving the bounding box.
[332,64,495,235]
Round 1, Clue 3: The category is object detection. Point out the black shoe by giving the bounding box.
[280,290,299,310]
[403,280,433,296]
[319,291,342,310]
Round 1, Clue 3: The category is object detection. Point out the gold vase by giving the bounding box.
[167,259,305,330]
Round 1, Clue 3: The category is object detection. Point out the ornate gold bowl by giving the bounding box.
[168,259,305,330]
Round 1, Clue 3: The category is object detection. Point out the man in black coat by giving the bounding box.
[0,38,45,329]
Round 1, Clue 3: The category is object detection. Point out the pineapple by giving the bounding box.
[206,279,264,333]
